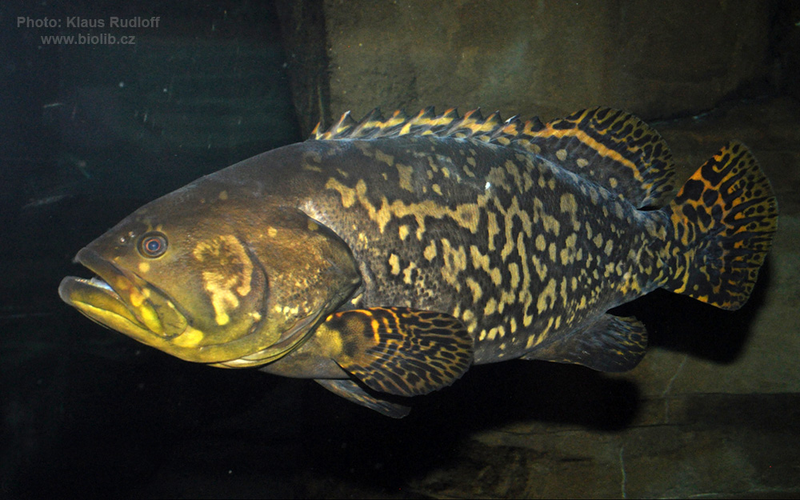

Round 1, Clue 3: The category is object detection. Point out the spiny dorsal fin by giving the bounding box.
[312,107,676,208]
[312,107,524,143]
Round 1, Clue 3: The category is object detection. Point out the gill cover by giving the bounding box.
[211,207,362,367]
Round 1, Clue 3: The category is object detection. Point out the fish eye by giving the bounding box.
[138,232,168,258]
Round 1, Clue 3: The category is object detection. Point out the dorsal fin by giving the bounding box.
[312,107,677,208]
[520,108,677,208]
[311,107,524,142]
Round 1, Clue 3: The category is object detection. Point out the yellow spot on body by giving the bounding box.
[614,202,624,219]
[375,149,395,166]
[535,234,546,252]
[396,164,413,192]
[577,158,589,167]
[534,198,561,236]
[215,311,230,325]
[466,277,482,303]
[560,193,577,215]
[508,262,520,290]
[172,327,204,348]
[138,262,150,273]
[307,220,319,231]
[267,226,278,237]
[560,234,578,265]
[484,297,497,316]
[604,239,614,256]
[325,178,356,208]
[537,278,557,314]
[487,212,499,251]
[556,149,567,161]
[398,225,409,241]
[218,190,228,200]
[548,242,557,262]
[388,254,401,275]
[423,240,437,261]
[402,261,417,285]
[441,239,467,291]
[432,184,442,196]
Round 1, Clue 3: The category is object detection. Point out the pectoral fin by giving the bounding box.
[315,378,410,418]
[317,307,473,397]
[521,314,647,372]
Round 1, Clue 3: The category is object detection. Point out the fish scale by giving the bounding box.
[59,107,778,418]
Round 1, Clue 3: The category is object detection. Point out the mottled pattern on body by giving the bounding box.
[301,135,664,364]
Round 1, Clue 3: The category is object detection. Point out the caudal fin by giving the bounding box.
[663,142,778,310]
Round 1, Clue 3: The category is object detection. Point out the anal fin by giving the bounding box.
[521,314,648,372]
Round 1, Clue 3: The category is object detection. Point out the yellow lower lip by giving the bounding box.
[59,248,180,338]
[59,275,154,338]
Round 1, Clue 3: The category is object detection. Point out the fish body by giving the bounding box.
[59,108,778,417]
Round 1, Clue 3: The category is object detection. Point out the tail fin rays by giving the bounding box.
[663,142,778,310]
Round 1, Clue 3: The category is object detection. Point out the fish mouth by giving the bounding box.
[59,248,188,342]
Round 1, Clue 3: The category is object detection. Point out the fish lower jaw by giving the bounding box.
[58,275,157,336]
[84,276,120,297]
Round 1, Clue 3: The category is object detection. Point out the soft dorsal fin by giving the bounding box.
[311,107,677,208]
[521,108,677,208]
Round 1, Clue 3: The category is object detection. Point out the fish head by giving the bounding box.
[59,182,361,367]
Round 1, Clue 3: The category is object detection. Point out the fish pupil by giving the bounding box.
[139,233,167,257]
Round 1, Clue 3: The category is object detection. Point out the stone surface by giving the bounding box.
[284,0,775,132]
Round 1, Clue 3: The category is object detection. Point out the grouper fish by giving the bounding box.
[59,107,778,417]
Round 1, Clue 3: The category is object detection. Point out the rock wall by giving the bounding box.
[278,0,776,134]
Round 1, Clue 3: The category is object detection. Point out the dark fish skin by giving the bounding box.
[59,107,778,417]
